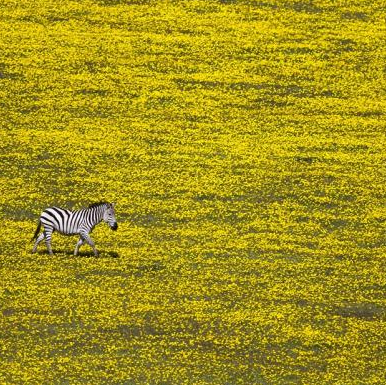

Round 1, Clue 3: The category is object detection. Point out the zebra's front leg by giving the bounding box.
[32,233,45,253]
[74,238,84,256]
[81,233,99,257]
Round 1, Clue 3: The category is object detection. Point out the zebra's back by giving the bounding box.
[40,207,81,235]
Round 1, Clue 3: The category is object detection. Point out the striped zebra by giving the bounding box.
[32,202,118,256]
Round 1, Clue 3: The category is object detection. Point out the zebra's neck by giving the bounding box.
[81,204,106,230]
[91,204,106,225]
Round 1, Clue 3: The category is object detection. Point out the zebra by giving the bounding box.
[32,202,118,257]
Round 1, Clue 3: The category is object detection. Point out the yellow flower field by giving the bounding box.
[1,0,385,383]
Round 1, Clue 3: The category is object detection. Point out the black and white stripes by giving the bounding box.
[32,202,118,256]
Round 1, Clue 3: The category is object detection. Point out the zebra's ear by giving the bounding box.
[111,202,116,208]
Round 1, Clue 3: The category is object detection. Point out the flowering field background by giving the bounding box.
[1,0,386,384]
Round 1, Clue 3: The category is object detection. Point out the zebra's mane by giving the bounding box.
[88,201,109,209]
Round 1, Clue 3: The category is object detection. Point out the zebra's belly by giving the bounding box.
[57,230,79,236]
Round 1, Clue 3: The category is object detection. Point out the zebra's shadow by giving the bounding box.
[35,250,120,258]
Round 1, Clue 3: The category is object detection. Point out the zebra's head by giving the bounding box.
[103,203,118,231]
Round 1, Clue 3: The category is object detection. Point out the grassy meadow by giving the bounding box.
[1,0,386,383]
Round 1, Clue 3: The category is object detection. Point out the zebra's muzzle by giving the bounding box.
[111,223,118,231]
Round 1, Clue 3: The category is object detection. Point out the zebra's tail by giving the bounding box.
[32,220,42,241]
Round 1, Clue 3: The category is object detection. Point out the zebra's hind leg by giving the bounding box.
[44,228,54,255]
[32,233,45,253]
[74,238,84,256]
